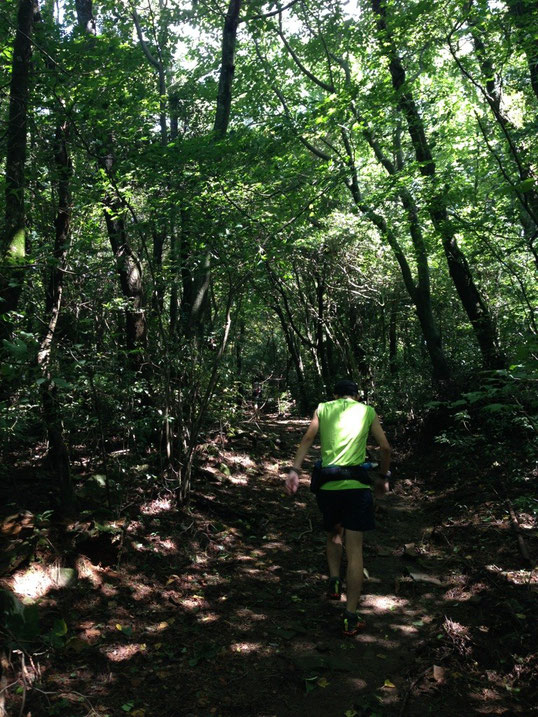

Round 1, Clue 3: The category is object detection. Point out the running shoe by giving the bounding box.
[342,610,366,636]
[326,577,342,600]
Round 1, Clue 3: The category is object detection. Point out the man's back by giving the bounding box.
[317,398,375,467]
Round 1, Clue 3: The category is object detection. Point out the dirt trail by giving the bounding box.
[4,415,536,716]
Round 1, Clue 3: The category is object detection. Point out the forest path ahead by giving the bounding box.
[6,415,535,716]
[104,413,528,717]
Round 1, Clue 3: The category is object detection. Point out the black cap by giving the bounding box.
[333,379,358,396]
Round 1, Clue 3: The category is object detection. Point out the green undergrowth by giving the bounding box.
[422,366,537,505]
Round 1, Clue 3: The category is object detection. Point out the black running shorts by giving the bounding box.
[316,488,375,532]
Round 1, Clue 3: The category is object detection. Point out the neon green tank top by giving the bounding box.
[317,398,375,491]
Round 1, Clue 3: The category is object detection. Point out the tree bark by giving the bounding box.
[214,0,242,137]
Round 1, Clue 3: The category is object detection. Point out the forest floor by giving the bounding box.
[1,413,537,717]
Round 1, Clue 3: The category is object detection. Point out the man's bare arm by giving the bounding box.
[285,411,319,495]
[369,415,392,495]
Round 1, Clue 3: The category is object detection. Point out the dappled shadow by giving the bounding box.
[2,416,536,716]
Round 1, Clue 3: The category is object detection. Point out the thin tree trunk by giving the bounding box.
[266,39,451,383]
[389,299,397,375]
[75,0,147,359]
[102,182,147,354]
[463,18,538,266]
[152,227,165,313]
[37,122,77,516]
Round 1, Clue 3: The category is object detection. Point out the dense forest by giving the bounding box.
[1,0,536,715]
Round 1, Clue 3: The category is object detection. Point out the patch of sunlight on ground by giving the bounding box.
[228,475,249,485]
[230,641,262,654]
[131,536,178,554]
[228,454,256,469]
[140,498,172,515]
[145,619,175,633]
[261,540,289,550]
[180,597,206,611]
[149,537,177,553]
[12,565,55,600]
[12,564,73,600]
[363,595,405,611]
[103,643,147,662]
[348,677,368,689]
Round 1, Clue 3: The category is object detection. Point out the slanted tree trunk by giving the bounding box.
[268,37,451,384]
[1,0,38,341]
[370,0,505,370]
[462,14,538,268]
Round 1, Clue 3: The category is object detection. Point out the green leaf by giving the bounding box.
[53,619,68,636]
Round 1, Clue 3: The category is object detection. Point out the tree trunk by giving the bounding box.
[370,0,505,370]
[102,185,147,355]
[75,0,95,34]
[272,301,309,413]
[389,300,397,375]
[359,120,452,382]
[465,21,538,267]
[37,122,77,516]
[152,227,166,314]
[0,0,38,339]
[214,0,242,137]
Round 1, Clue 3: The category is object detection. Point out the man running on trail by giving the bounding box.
[285,379,391,636]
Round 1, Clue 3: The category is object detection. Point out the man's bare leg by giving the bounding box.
[326,524,344,578]
[344,529,364,613]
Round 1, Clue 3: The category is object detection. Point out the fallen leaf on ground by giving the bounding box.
[407,570,444,586]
